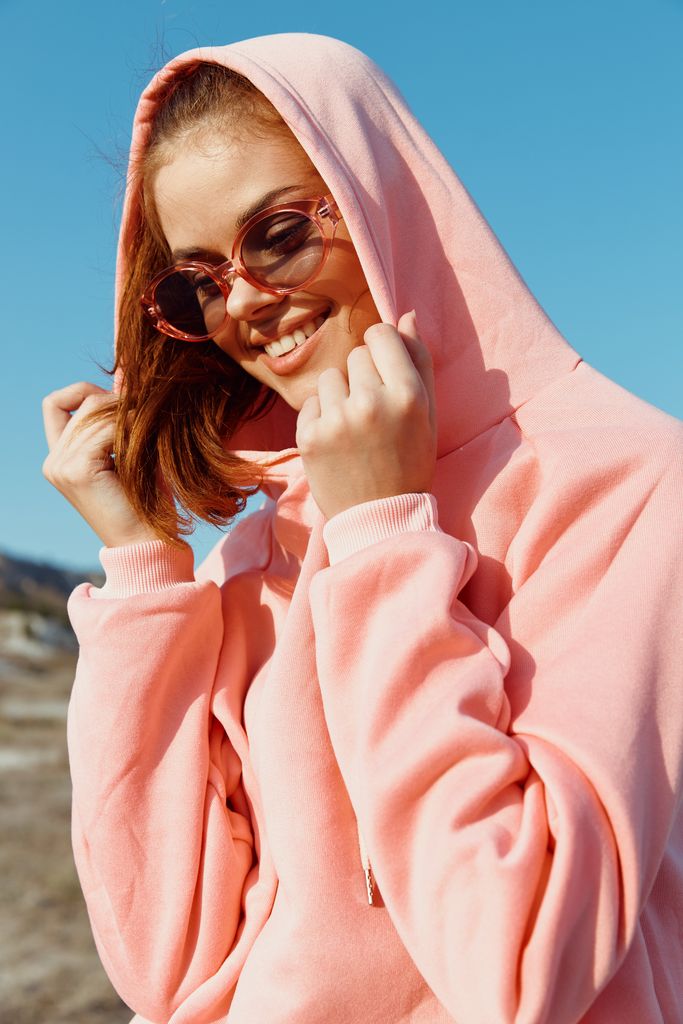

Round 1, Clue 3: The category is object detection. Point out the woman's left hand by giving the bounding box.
[296,310,438,521]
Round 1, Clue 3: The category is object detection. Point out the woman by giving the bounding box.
[42,33,683,1024]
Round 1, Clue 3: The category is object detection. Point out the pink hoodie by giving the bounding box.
[66,34,683,1024]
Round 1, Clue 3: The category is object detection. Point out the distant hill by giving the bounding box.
[0,549,132,1021]
[0,550,103,625]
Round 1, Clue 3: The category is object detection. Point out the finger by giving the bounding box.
[42,382,111,450]
[315,367,349,416]
[63,405,118,452]
[62,393,119,453]
[397,310,434,379]
[42,405,120,489]
[295,392,322,447]
[362,320,421,390]
[397,310,437,426]
[346,342,383,394]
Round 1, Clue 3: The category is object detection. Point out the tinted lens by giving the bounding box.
[242,211,324,287]
[154,268,226,339]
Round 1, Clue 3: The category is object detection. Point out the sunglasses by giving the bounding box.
[141,193,343,342]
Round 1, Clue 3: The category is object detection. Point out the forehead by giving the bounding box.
[151,131,327,251]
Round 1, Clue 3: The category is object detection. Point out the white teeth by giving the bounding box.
[264,337,286,357]
[263,315,327,358]
[278,335,297,355]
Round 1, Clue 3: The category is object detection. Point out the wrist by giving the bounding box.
[323,492,440,563]
[97,525,174,548]
[323,485,434,522]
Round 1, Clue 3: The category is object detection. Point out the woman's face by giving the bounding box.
[151,127,380,411]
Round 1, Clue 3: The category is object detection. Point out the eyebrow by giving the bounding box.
[170,184,309,262]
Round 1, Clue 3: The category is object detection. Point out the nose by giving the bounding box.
[225,273,283,322]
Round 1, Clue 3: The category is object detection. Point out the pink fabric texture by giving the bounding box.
[67,33,683,1024]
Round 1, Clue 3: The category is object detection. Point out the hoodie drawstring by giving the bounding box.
[356,820,378,906]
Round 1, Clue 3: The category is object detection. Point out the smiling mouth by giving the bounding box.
[254,309,331,359]
[252,307,333,377]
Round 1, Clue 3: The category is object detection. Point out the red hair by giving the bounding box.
[92,63,294,546]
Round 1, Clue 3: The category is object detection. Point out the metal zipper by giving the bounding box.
[356,821,378,906]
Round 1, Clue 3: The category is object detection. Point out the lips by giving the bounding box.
[260,314,325,358]
[254,309,331,376]
[250,307,332,349]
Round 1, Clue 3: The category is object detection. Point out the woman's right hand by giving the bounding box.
[42,382,164,548]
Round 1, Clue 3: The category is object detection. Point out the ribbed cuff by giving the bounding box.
[95,540,195,598]
[322,493,440,564]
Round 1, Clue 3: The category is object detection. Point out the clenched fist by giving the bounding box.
[42,382,162,548]
[295,310,438,520]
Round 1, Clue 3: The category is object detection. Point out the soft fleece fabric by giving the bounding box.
[66,33,683,1024]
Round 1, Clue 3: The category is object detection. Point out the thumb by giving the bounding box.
[295,392,321,449]
[398,309,437,428]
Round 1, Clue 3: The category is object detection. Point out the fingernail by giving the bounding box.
[405,308,418,334]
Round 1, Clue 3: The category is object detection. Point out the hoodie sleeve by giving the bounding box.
[66,540,254,1023]
[309,480,683,1024]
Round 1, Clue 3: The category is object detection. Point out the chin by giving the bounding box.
[270,377,315,414]
[264,325,366,412]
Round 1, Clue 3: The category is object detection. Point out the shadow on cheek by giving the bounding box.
[347,286,381,335]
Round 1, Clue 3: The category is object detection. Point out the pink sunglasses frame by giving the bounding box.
[141,193,343,342]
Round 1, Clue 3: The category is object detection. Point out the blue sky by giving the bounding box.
[2,0,681,572]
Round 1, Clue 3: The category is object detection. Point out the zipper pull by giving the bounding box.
[357,821,378,906]
[364,862,377,906]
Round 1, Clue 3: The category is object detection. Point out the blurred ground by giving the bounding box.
[0,611,132,1023]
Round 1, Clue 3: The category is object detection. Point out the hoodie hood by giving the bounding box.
[115,32,580,468]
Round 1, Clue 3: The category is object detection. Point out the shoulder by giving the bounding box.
[514,360,682,490]
[499,363,682,592]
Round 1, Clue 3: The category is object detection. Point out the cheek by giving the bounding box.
[344,257,379,322]
[325,250,371,304]
[212,335,232,359]
[213,335,248,369]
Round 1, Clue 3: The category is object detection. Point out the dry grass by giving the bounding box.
[0,644,132,1023]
